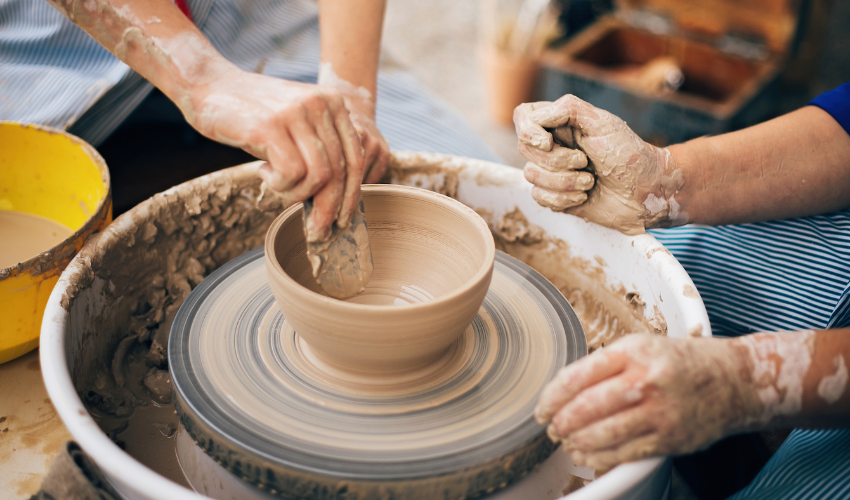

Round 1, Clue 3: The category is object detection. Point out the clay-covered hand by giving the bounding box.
[514,95,685,235]
[534,334,760,471]
[318,63,390,185]
[339,92,390,184]
[186,67,365,243]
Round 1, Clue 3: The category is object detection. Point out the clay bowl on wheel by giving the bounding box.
[265,184,496,373]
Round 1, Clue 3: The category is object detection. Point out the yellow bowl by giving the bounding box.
[0,122,111,364]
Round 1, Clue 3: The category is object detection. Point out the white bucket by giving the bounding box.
[40,153,710,500]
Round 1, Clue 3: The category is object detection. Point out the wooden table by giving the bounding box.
[0,349,72,498]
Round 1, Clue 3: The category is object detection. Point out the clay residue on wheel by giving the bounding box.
[58,162,279,487]
[386,151,521,199]
[386,153,667,351]
[494,208,667,352]
[57,155,665,494]
[385,152,462,198]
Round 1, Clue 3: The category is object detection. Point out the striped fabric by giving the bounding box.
[726,429,850,500]
[650,213,850,336]
[0,0,135,131]
[650,170,850,499]
[0,0,501,161]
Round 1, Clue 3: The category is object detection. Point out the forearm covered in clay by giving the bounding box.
[48,0,370,242]
[534,329,850,471]
[669,106,850,226]
[734,328,850,430]
[46,0,232,119]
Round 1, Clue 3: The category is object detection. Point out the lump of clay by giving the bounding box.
[303,198,374,299]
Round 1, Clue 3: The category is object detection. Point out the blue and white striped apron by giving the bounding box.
[2,1,847,497]
[650,85,850,499]
[651,214,850,500]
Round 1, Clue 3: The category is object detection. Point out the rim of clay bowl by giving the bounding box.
[265,184,496,311]
[0,122,112,275]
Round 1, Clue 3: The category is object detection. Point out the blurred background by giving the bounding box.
[100,0,850,216]
[383,0,850,167]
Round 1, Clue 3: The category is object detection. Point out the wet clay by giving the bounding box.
[493,208,666,351]
[58,160,666,495]
[303,198,373,300]
[0,211,72,269]
[267,185,495,373]
[84,306,187,488]
[57,164,277,490]
[170,248,579,499]
[385,154,667,351]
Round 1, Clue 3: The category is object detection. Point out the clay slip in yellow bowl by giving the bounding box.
[265,184,495,373]
[0,122,111,364]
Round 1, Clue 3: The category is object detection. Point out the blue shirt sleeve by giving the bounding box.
[809,83,850,136]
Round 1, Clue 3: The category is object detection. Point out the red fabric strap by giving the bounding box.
[174,0,193,23]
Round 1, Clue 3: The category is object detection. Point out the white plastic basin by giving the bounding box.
[40,153,710,500]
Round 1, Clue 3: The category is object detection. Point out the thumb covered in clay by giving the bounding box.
[515,101,556,150]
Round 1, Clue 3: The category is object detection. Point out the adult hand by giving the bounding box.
[514,95,685,235]
[339,90,390,184]
[317,62,390,185]
[187,67,365,243]
[535,334,760,471]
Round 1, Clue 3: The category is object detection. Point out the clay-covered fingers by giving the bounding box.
[531,186,587,211]
[514,102,555,151]
[572,433,662,470]
[535,350,628,425]
[563,405,655,452]
[527,94,605,133]
[552,126,579,149]
[524,162,594,192]
[361,129,390,184]
[285,116,340,241]
[364,151,389,184]
[518,142,588,171]
[256,134,307,193]
[312,88,366,229]
[549,375,648,443]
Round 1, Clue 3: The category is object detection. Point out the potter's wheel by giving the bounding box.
[170,247,586,499]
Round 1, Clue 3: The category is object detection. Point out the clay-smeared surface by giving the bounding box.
[0,211,72,269]
[386,153,668,353]
[59,164,277,491]
[303,198,373,300]
[55,159,679,498]
[493,209,666,351]
[0,350,73,499]
[170,248,583,497]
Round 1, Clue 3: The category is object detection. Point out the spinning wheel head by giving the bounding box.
[169,248,585,499]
